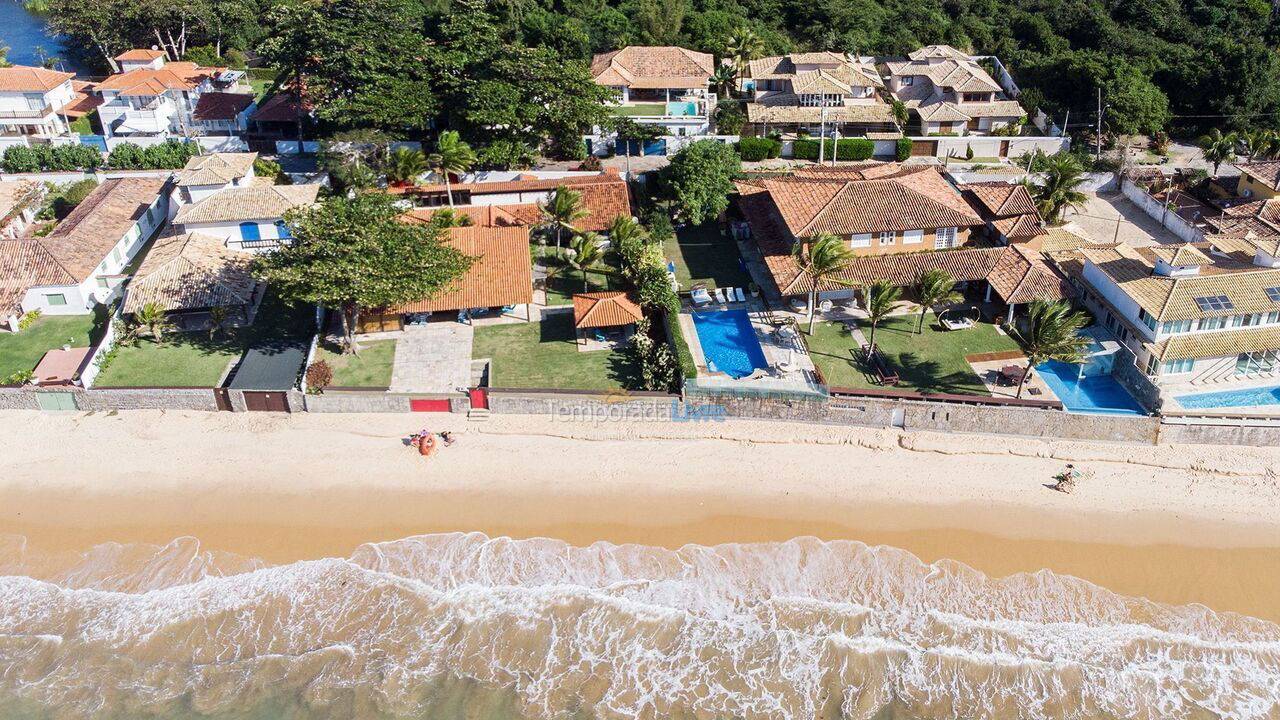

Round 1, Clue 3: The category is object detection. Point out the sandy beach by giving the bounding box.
[3,409,1280,621]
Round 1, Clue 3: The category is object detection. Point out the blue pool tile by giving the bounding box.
[1175,385,1280,410]
[692,310,768,379]
[1035,360,1148,416]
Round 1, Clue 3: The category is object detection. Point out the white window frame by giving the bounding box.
[903,229,923,244]
[879,231,896,246]
[850,233,872,248]
[1162,358,1194,375]
[934,227,957,249]
[901,76,914,86]
[45,293,67,306]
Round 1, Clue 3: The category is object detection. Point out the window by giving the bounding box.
[1267,287,1280,303]
[850,233,871,248]
[1162,358,1194,375]
[96,277,109,289]
[901,76,914,86]
[1159,319,1192,334]
[1197,316,1227,331]
[45,293,66,306]
[903,229,923,244]
[239,222,261,242]
[879,231,896,246]
[1145,355,1160,375]
[275,220,292,239]
[1232,313,1263,327]
[934,227,957,249]
[111,247,122,264]
[1193,295,1234,312]
[1236,350,1280,375]
[1137,308,1157,331]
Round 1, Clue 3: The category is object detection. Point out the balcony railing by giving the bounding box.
[0,104,54,120]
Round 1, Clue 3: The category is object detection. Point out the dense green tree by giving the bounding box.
[661,140,741,224]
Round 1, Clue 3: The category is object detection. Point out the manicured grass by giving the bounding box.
[69,111,97,135]
[545,268,627,305]
[249,70,283,101]
[472,312,638,390]
[317,339,397,387]
[0,313,107,380]
[805,312,1019,395]
[610,103,666,116]
[663,221,751,290]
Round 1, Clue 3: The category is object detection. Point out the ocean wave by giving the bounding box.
[0,533,1277,719]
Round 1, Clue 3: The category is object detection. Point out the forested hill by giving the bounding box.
[44,0,1280,140]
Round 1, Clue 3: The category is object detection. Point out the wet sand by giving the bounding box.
[3,410,1279,621]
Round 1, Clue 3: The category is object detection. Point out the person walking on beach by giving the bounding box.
[1054,464,1082,493]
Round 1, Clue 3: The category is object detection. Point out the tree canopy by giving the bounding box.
[662,140,741,224]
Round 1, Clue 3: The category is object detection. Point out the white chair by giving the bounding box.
[735,288,747,302]
[723,287,736,302]
[691,287,713,306]
[714,288,727,304]
[819,300,833,313]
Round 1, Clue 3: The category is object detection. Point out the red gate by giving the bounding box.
[410,398,451,412]
[468,387,489,410]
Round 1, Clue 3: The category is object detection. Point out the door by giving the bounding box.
[468,387,489,410]
[410,398,452,412]
[35,392,78,412]
[999,140,1010,158]
[243,391,290,412]
[910,140,937,157]
[213,388,232,412]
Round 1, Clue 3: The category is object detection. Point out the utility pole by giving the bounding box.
[818,105,828,165]
[832,127,840,167]
[1061,109,1069,139]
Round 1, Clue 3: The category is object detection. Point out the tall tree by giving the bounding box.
[387,147,427,187]
[1010,299,1090,398]
[711,63,737,99]
[538,186,588,259]
[913,269,961,334]
[1032,153,1087,225]
[725,29,764,78]
[47,0,132,71]
[251,194,473,353]
[427,131,476,206]
[569,232,606,290]
[661,140,741,224]
[791,233,855,334]
[863,279,902,353]
[1197,128,1238,175]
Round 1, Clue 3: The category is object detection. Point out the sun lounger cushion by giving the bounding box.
[735,288,746,302]
[714,288,727,303]
[692,288,712,305]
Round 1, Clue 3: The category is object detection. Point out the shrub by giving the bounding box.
[223,49,248,69]
[3,369,33,386]
[253,157,290,184]
[476,139,536,169]
[791,138,875,161]
[305,360,334,393]
[714,103,745,135]
[17,308,41,330]
[2,146,39,173]
[183,45,221,67]
[106,142,146,169]
[735,137,782,161]
[642,207,674,246]
[108,140,197,170]
[664,310,697,380]
[635,263,678,313]
[895,137,912,161]
[50,178,100,219]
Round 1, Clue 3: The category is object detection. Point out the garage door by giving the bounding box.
[910,140,938,157]
[243,391,291,412]
[410,399,452,412]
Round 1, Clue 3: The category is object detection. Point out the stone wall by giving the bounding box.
[76,388,220,411]
[0,387,38,410]
[305,391,470,413]
[487,391,676,420]
[1157,419,1280,446]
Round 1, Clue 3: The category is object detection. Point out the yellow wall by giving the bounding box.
[1238,171,1279,200]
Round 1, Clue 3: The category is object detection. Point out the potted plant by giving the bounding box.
[749,281,760,297]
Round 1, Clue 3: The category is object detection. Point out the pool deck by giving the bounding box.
[679,301,821,393]
[1163,374,1280,411]
[968,356,1058,400]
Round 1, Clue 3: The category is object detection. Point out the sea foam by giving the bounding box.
[0,532,1277,719]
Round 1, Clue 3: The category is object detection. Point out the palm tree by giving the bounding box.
[1246,129,1280,161]
[133,302,172,345]
[427,130,476,207]
[912,269,961,334]
[863,279,903,353]
[1009,299,1090,398]
[608,214,650,276]
[569,232,606,290]
[207,305,229,340]
[429,207,474,228]
[1197,128,1237,175]
[790,233,856,334]
[538,185,588,259]
[711,63,738,99]
[1032,153,1087,225]
[726,29,764,79]
[386,146,427,186]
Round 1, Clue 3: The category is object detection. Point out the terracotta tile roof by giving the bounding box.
[192,92,255,122]
[403,204,543,228]
[96,62,222,95]
[123,232,257,314]
[962,182,1038,217]
[178,152,258,187]
[174,184,320,225]
[1146,325,1280,362]
[1241,161,1280,192]
[250,92,307,123]
[573,291,643,328]
[745,101,896,125]
[115,49,167,61]
[389,226,533,313]
[908,45,973,61]
[57,83,103,117]
[591,46,715,89]
[32,346,91,385]
[40,177,166,280]
[0,180,43,222]
[396,172,631,232]
[0,65,73,93]
[985,244,1075,304]
[0,238,76,316]
[989,213,1046,241]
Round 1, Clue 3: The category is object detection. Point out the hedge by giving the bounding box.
[735,137,783,161]
[792,138,875,162]
[896,138,913,161]
[664,310,697,380]
[2,144,103,173]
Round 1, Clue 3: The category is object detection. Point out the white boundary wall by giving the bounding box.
[1120,177,1204,243]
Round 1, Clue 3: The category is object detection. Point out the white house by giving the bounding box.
[0,66,78,140]
[0,177,168,329]
[94,50,245,139]
[191,92,257,136]
[883,45,1026,136]
[171,152,258,208]
[173,183,320,252]
[590,46,717,137]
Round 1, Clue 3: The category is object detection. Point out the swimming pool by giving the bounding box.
[1175,384,1280,410]
[1035,360,1148,416]
[692,310,768,378]
[666,101,698,117]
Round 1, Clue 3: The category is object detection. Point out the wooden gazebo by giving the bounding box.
[572,291,643,344]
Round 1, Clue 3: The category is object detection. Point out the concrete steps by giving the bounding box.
[467,408,490,422]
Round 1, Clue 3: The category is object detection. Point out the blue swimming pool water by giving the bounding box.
[1175,385,1280,410]
[692,310,768,379]
[1035,360,1148,416]
[666,101,698,117]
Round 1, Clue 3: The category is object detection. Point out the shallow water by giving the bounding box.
[0,532,1277,719]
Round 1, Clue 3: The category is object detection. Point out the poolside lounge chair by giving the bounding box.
[594,329,608,342]
[735,287,746,302]
[500,304,517,314]
[714,288,727,304]
[691,286,713,306]
[724,287,736,302]
[819,300,833,313]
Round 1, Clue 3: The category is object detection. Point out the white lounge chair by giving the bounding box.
[691,287,713,306]
[735,287,747,302]
[714,288,727,304]
[723,287,737,302]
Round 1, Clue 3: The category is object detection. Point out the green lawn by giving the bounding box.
[610,103,666,116]
[0,312,108,381]
[94,292,315,388]
[472,312,638,390]
[69,111,97,135]
[316,338,396,387]
[545,268,628,305]
[664,221,751,290]
[805,312,1020,395]
[248,69,283,101]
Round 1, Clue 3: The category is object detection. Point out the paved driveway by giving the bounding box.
[389,323,474,394]
[1064,192,1184,247]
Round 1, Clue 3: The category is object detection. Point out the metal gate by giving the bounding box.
[910,140,938,157]
[468,387,489,410]
[242,391,290,412]
[410,398,451,412]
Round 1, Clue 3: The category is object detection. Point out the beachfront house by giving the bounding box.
[741,53,898,139]
[94,50,248,139]
[882,45,1025,136]
[122,231,262,331]
[0,66,79,141]
[172,183,320,252]
[0,177,169,330]
[590,46,717,138]
[396,170,632,233]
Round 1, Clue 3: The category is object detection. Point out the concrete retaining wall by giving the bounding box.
[1121,178,1203,243]
[76,388,219,411]
[1158,421,1280,446]
[305,391,469,413]
[488,391,675,419]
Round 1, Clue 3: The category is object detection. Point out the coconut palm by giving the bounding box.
[912,269,961,334]
[1246,129,1280,161]
[427,131,476,207]
[429,207,474,228]
[207,305,229,340]
[608,214,650,276]
[711,63,738,99]
[386,146,427,186]
[1196,128,1237,175]
[1031,153,1087,225]
[791,233,856,334]
[1009,299,1090,399]
[133,302,173,345]
[538,185,588,259]
[569,232,607,290]
[863,279,903,353]
[726,29,764,79]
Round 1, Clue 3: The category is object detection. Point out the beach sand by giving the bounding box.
[3,409,1279,621]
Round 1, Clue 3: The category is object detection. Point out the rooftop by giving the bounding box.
[396,172,631,232]
[115,49,167,62]
[40,177,167,280]
[96,62,223,96]
[174,184,320,225]
[0,239,75,316]
[1240,161,1280,192]
[192,92,255,122]
[746,53,883,88]
[960,181,1046,241]
[123,232,258,314]
[573,291,643,329]
[590,46,716,89]
[177,152,258,187]
[0,65,73,93]
[389,226,534,313]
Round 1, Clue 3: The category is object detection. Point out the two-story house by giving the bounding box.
[0,66,79,140]
[1234,161,1280,202]
[0,177,168,330]
[590,46,716,137]
[172,164,319,253]
[94,50,245,139]
[882,45,1025,136]
[741,53,897,138]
